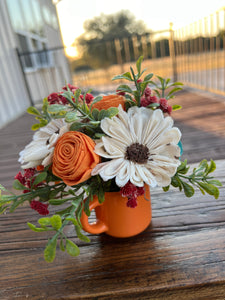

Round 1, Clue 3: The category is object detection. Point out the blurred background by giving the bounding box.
[0,0,225,128]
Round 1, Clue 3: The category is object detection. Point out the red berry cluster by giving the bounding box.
[14,168,44,193]
[15,168,36,193]
[30,200,49,215]
[140,86,172,115]
[159,98,172,115]
[120,181,145,208]
[47,84,94,105]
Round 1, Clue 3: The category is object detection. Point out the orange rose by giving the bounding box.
[52,131,100,186]
[91,94,126,111]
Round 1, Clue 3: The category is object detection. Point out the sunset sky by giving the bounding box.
[56,0,225,57]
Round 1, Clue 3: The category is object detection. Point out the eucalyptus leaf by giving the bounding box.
[91,108,100,120]
[65,111,78,123]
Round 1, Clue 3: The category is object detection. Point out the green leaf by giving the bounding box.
[74,88,81,103]
[206,180,222,186]
[147,103,160,108]
[27,222,47,232]
[65,111,78,123]
[70,122,85,131]
[198,182,220,199]
[163,186,170,192]
[181,181,195,197]
[66,239,80,257]
[56,205,73,216]
[177,160,187,172]
[31,123,41,131]
[153,89,160,97]
[33,172,47,186]
[47,104,67,114]
[136,56,143,74]
[106,107,119,117]
[44,236,58,262]
[112,72,133,81]
[91,108,100,120]
[0,184,9,192]
[38,217,51,227]
[27,106,41,116]
[49,198,69,205]
[156,75,164,86]
[172,105,182,111]
[0,195,16,202]
[165,78,171,85]
[169,82,184,87]
[144,73,154,81]
[98,186,105,204]
[65,216,79,226]
[0,205,9,214]
[99,109,109,120]
[167,87,183,97]
[117,84,133,94]
[197,159,208,172]
[89,95,103,111]
[75,225,90,242]
[50,215,62,230]
[59,238,65,252]
[171,176,181,188]
[207,160,216,174]
[13,179,28,191]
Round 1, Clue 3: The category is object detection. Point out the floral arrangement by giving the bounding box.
[0,57,221,262]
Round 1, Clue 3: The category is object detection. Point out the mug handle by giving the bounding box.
[80,195,109,234]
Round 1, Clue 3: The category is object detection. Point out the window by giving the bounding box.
[6,0,58,71]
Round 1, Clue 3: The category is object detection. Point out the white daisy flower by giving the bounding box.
[92,105,181,187]
[19,119,70,169]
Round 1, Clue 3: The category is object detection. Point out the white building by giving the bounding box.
[0,0,71,129]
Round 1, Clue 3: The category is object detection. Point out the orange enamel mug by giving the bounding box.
[80,185,152,238]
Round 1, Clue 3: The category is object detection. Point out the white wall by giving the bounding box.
[0,0,30,129]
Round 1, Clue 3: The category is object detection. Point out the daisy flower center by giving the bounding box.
[125,143,149,164]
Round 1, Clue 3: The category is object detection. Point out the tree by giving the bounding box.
[75,10,149,69]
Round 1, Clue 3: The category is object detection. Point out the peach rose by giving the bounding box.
[91,94,126,111]
[52,131,100,186]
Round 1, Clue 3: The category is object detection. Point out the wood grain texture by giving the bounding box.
[0,90,225,299]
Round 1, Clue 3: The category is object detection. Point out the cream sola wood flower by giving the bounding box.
[92,105,182,187]
[19,119,69,169]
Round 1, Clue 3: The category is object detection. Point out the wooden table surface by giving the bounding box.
[0,90,225,299]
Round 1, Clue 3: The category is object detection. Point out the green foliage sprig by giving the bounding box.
[112,56,183,111]
[163,159,222,198]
